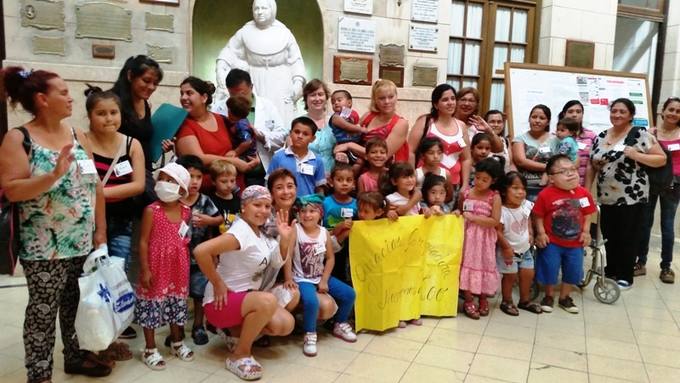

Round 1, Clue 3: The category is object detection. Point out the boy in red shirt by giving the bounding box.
[533,154,597,314]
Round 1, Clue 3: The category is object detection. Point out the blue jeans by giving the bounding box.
[638,187,680,268]
[298,277,356,333]
[107,216,133,272]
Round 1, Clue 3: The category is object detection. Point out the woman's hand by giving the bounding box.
[276,209,295,242]
[623,146,639,161]
[246,155,260,171]
[53,144,75,179]
[213,280,229,311]
[470,115,491,133]
[161,138,175,153]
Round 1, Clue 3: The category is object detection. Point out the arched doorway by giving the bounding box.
[191,0,324,86]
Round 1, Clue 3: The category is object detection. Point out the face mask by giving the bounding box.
[154,181,181,203]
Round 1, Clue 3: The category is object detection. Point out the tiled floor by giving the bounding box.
[1,238,679,382]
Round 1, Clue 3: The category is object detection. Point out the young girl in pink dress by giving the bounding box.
[459,158,503,320]
[135,163,194,370]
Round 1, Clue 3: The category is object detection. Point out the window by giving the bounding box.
[617,0,664,21]
[446,1,536,113]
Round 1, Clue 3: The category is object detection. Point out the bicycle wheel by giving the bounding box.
[593,278,620,304]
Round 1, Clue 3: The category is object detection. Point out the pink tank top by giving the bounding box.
[659,138,680,176]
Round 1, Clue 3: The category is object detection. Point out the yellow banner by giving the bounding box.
[349,215,464,332]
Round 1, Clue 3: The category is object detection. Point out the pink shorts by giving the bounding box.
[204,291,249,328]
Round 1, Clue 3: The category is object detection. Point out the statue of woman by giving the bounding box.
[215,0,306,126]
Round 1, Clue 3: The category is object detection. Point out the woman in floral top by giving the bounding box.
[585,98,666,290]
[0,67,108,382]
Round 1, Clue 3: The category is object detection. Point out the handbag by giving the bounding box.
[0,127,31,275]
[625,127,674,195]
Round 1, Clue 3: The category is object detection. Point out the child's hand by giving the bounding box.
[432,206,444,216]
[318,280,329,293]
[528,234,534,246]
[284,279,298,290]
[225,150,236,158]
[386,210,399,221]
[535,232,550,248]
[462,211,475,222]
[501,247,514,265]
[333,220,353,235]
[141,270,153,290]
[423,207,432,218]
[192,213,211,228]
[335,152,349,163]
[580,230,592,247]
[452,209,461,216]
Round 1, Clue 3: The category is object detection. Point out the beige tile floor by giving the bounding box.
[1,241,679,382]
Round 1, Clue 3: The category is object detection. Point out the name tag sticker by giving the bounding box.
[613,144,626,152]
[77,159,97,175]
[178,221,190,238]
[578,142,587,150]
[341,208,354,218]
[579,197,591,208]
[441,155,457,168]
[299,163,314,175]
[340,107,352,119]
[538,146,551,154]
[463,200,474,212]
[668,143,680,152]
[314,244,326,255]
[113,160,133,177]
[265,120,275,130]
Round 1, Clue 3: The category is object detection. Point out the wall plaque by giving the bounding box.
[32,35,65,56]
[412,65,438,87]
[344,0,373,15]
[76,3,132,41]
[333,56,372,85]
[379,44,405,67]
[338,17,376,54]
[145,12,174,32]
[409,24,438,53]
[21,0,65,31]
[411,0,439,23]
[92,44,115,59]
[140,0,180,5]
[147,44,174,63]
[379,66,404,88]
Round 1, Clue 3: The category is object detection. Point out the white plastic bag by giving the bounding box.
[75,246,136,351]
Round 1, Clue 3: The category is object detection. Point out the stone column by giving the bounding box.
[660,0,680,105]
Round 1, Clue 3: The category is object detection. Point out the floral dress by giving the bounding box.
[134,202,191,329]
[459,189,499,295]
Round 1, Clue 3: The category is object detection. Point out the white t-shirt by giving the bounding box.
[292,223,328,284]
[386,192,420,216]
[499,200,533,254]
[203,217,282,305]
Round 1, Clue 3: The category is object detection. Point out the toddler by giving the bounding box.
[329,90,365,168]
[226,94,257,159]
[552,117,580,165]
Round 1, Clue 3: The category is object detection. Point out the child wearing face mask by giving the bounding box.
[135,163,195,371]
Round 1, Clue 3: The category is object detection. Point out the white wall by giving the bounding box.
[659,0,680,111]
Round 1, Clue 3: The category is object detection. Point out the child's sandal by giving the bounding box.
[170,341,194,362]
[478,299,490,317]
[463,301,480,320]
[142,348,166,371]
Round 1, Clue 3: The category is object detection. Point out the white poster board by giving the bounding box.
[505,63,652,137]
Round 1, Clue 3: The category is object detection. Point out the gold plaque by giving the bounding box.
[75,3,132,41]
[21,0,65,31]
[379,44,405,67]
[333,56,372,85]
[412,66,438,87]
[32,35,65,56]
[147,44,173,63]
[145,12,174,32]
[379,66,404,88]
[92,44,115,59]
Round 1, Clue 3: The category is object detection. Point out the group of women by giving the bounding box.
[1,52,679,382]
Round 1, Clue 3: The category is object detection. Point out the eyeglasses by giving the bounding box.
[550,168,578,176]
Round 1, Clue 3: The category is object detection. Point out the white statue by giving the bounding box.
[214,0,306,125]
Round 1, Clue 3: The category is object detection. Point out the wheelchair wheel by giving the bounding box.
[593,278,620,304]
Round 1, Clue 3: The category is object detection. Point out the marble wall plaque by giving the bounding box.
[145,12,174,32]
[338,17,376,54]
[92,44,115,59]
[333,56,372,85]
[379,44,405,67]
[379,66,404,88]
[409,24,438,52]
[32,35,65,55]
[75,3,132,41]
[147,44,174,63]
[21,0,65,31]
[344,0,373,15]
[411,0,439,23]
[412,65,438,87]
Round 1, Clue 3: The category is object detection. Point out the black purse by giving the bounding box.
[625,127,674,195]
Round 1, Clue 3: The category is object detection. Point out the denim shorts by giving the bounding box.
[535,243,584,285]
[496,248,534,274]
[189,264,209,299]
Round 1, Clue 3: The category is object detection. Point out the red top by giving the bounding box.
[658,138,680,177]
[362,112,409,162]
[176,113,234,190]
[532,185,597,248]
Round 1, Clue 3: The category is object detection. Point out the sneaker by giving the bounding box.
[633,263,647,277]
[332,322,357,343]
[303,332,317,357]
[660,268,675,284]
[118,326,137,340]
[191,326,209,346]
[558,296,579,314]
[540,296,554,313]
[617,280,632,290]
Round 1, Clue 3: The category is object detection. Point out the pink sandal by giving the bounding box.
[463,301,480,320]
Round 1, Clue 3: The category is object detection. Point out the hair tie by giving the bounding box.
[19,69,32,79]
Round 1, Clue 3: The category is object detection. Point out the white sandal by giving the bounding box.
[142,348,166,371]
[225,356,263,381]
[170,341,194,362]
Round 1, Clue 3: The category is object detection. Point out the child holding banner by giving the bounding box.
[285,194,357,357]
[459,158,503,320]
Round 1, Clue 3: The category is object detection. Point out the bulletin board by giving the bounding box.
[504,62,653,137]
